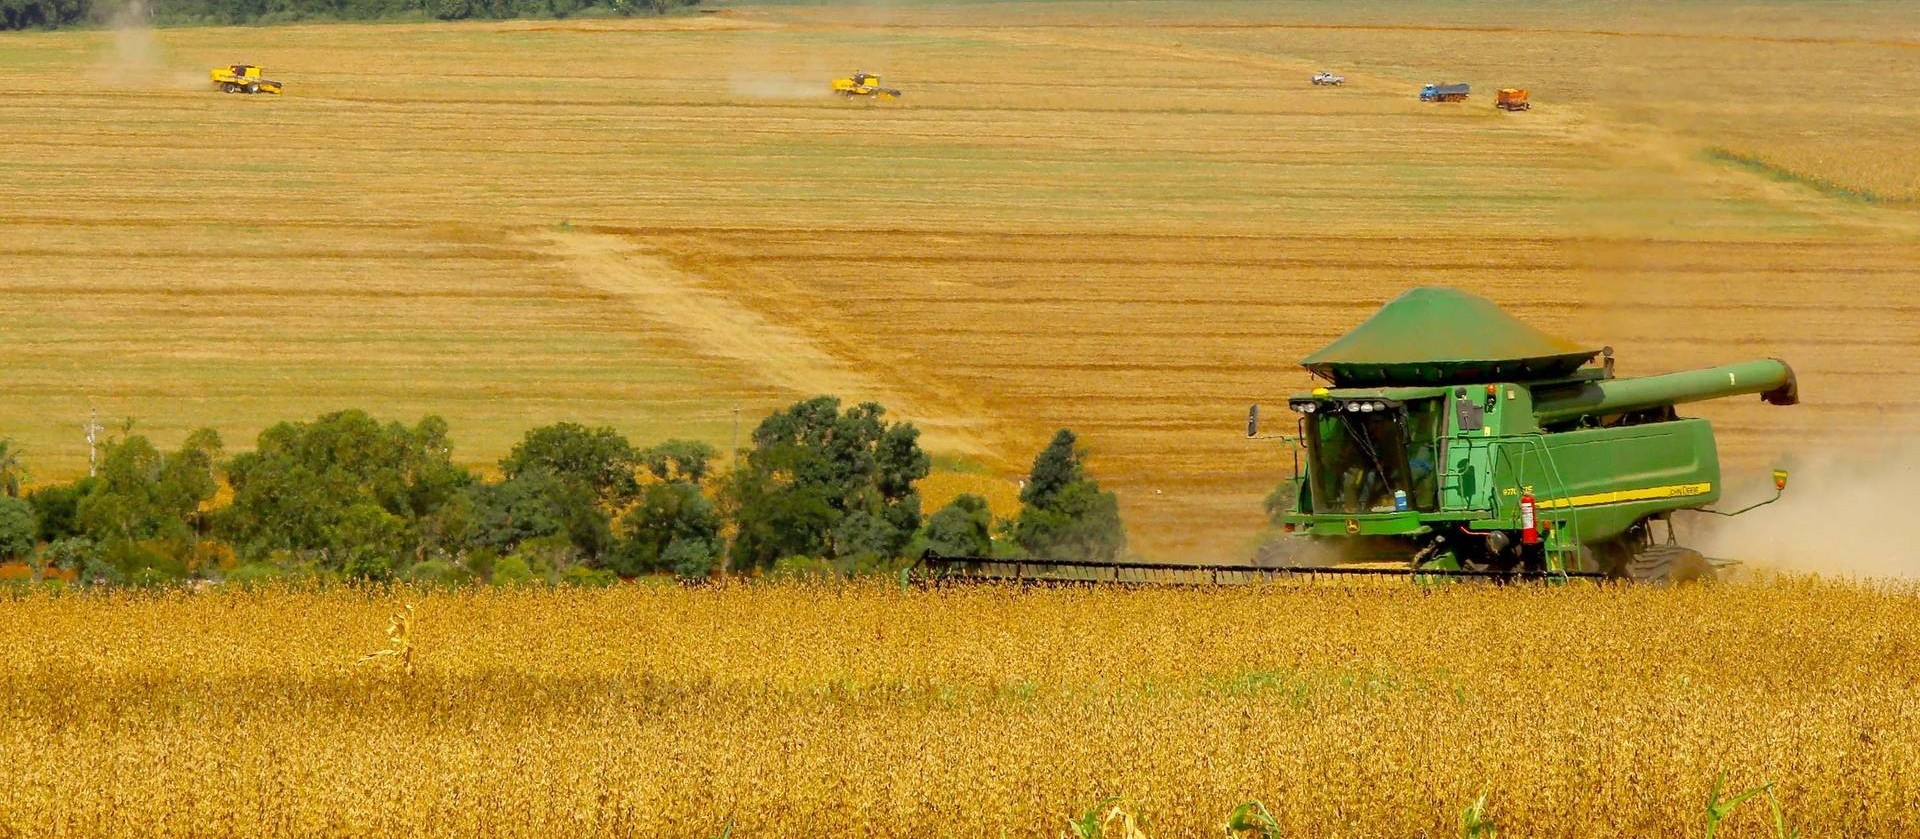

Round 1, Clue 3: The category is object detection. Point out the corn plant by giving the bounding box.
[1704,771,1771,839]
[1223,800,1280,839]
[1766,788,1803,839]
[1459,790,1497,838]
[354,603,415,675]
[1064,799,1150,839]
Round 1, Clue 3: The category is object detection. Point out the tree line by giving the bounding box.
[2,0,697,31]
[0,395,1125,587]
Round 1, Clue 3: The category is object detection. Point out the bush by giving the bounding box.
[39,537,99,573]
[463,548,500,581]
[0,495,36,561]
[401,559,474,588]
[768,555,837,581]
[560,565,616,588]
[921,494,993,557]
[104,539,189,583]
[27,479,92,542]
[511,534,576,578]
[834,552,911,577]
[659,537,716,580]
[490,554,536,587]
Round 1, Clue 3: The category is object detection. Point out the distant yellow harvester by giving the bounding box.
[211,64,283,95]
[830,71,901,101]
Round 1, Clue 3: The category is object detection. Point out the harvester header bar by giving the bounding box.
[916,553,1607,584]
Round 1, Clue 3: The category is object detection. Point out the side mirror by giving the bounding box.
[1246,404,1259,438]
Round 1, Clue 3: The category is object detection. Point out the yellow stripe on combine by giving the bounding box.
[1537,482,1713,510]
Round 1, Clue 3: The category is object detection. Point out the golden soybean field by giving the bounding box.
[1,579,1917,837]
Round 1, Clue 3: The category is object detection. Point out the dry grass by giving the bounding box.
[0,579,1915,837]
[2,1,1918,559]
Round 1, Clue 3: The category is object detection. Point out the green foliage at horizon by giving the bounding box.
[0,397,1080,588]
[922,493,992,557]
[1006,428,1125,561]
[724,396,931,572]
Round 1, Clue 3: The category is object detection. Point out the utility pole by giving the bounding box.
[84,406,103,477]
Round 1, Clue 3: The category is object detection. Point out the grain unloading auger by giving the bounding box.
[920,288,1798,586]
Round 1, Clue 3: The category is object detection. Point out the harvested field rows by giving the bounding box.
[2,1,1918,558]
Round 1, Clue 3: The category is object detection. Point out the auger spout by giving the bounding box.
[1530,359,1798,425]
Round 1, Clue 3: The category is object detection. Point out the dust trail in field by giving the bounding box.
[90,0,198,90]
[1694,441,1920,579]
[537,229,992,458]
[727,73,827,100]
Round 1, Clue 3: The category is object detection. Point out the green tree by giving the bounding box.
[1006,429,1125,561]
[921,493,993,557]
[1019,429,1082,510]
[222,410,469,575]
[0,496,35,560]
[610,439,721,578]
[639,439,716,484]
[724,397,929,570]
[465,469,611,561]
[27,478,95,542]
[501,422,641,507]
[613,481,720,577]
[75,431,222,545]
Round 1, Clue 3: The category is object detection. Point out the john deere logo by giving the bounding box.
[1345,519,1359,534]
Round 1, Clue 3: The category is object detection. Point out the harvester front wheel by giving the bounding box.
[221,82,238,93]
[1624,544,1716,585]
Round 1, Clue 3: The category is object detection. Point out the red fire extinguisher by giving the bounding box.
[1519,488,1539,545]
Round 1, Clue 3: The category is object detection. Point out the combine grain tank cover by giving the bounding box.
[1301,287,1601,386]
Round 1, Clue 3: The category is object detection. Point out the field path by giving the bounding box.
[539,228,997,458]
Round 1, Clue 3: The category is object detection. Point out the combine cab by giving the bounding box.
[1419,82,1469,102]
[831,71,902,100]
[1311,71,1345,86]
[1498,88,1532,111]
[211,64,283,95]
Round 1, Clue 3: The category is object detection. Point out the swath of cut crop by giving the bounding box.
[538,229,991,458]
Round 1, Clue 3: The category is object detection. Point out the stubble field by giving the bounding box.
[4,0,1920,559]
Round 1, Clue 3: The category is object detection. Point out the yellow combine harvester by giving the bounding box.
[211,64,283,95]
[830,71,901,100]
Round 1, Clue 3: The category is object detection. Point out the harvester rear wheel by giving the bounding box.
[1624,544,1716,585]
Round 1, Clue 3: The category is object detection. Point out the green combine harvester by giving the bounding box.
[922,287,1797,585]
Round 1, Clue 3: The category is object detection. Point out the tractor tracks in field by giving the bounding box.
[535,228,1004,462]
